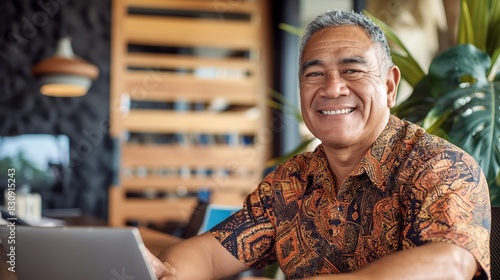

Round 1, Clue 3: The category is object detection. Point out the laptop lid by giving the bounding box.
[0,226,157,280]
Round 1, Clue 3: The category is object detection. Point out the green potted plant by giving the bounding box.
[365,0,500,204]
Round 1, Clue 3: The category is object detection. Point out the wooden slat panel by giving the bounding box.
[126,0,259,14]
[119,197,197,221]
[110,187,197,221]
[126,53,257,73]
[109,186,124,226]
[124,110,259,133]
[110,0,270,227]
[110,0,127,137]
[120,144,263,194]
[121,176,258,193]
[108,182,125,224]
[125,16,258,49]
[125,72,258,104]
[109,188,196,226]
[122,144,259,166]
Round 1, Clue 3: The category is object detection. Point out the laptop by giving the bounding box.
[0,226,157,280]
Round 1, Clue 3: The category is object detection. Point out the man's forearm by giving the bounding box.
[158,233,216,280]
[307,242,478,280]
[157,232,249,280]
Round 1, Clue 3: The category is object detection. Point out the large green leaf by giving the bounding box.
[420,44,500,198]
[394,45,491,123]
[425,81,500,195]
[369,1,500,204]
[427,44,491,97]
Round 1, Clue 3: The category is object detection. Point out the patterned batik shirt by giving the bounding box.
[211,115,491,279]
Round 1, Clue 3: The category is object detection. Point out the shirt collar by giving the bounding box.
[308,115,406,190]
[356,115,405,187]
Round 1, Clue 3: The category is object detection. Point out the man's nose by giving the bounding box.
[322,72,349,98]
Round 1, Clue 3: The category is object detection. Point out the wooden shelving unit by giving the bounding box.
[109,0,271,227]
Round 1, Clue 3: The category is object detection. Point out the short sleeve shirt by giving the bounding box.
[210,116,491,279]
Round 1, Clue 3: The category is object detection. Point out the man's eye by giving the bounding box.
[305,72,323,77]
[344,69,361,74]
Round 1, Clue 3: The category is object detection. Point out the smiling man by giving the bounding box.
[149,10,491,280]
[298,23,399,189]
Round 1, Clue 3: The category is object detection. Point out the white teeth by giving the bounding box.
[321,108,354,115]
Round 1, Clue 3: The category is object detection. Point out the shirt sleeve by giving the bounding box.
[210,180,277,269]
[401,149,491,280]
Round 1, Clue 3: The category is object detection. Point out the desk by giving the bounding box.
[0,224,182,280]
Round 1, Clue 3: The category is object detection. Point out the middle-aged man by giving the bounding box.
[148,9,491,280]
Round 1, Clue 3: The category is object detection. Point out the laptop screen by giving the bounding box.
[0,226,156,280]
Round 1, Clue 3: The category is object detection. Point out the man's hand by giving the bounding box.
[144,233,250,280]
[145,248,178,280]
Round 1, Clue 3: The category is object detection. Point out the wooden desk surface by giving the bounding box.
[0,225,182,280]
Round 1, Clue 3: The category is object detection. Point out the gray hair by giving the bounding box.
[300,10,393,73]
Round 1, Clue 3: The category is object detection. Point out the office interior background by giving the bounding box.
[0,0,455,225]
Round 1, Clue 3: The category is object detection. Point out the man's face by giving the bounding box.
[299,26,399,150]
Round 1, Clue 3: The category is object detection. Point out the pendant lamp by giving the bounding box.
[32,36,99,97]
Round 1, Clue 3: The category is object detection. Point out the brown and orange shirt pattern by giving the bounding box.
[211,115,491,279]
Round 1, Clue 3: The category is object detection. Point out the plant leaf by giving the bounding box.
[363,10,425,86]
[422,107,452,135]
[466,0,489,50]
[267,88,303,122]
[427,44,491,97]
[488,48,500,81]
[278,23,303,37]
[458,0,475,45]
[265,137,316,167]
[391,77,434,124]
[363,11,409,55]
[391,52,426,88]
[430,82,500,193]
[488,0,500,55]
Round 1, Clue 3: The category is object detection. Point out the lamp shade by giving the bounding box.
[32,36,99,97]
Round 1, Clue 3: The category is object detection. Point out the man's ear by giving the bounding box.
[386,65,401,108]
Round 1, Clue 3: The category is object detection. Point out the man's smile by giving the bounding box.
[320,108,355,115]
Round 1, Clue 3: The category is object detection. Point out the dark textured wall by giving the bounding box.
[0,0,112,219]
